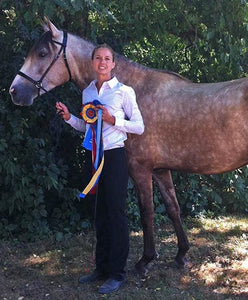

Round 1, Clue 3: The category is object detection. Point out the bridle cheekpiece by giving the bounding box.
[17,30,72,97]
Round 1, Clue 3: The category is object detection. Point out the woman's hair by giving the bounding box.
[91,43,115,62]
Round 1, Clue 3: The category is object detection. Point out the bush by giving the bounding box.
[1,0,248,241]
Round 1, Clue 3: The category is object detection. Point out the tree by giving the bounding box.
[1,0,248,240]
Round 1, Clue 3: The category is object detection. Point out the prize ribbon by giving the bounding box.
[79,100,104,198]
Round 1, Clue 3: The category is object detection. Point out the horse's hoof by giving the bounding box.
[134,262,149,278]
[172,257,189,269]
[134,252,158,277]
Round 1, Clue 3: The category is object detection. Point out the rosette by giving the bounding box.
[79,100,104,198]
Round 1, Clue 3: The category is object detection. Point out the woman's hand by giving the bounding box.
[56,102,71,121]
[96,105,115,125]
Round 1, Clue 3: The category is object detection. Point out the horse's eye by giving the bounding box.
[39,49,48,58]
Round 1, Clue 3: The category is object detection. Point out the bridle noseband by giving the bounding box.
[17,30,72,98]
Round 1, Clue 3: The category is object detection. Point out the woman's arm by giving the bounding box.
[56,101,86,132]
[115,87,145,135]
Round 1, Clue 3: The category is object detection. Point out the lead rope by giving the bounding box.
[91,113,103,272]
[49,106,63,160]
[86,184,99,274]
[79,103,104,274]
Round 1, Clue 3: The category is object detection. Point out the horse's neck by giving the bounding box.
[114,56,150,88]
[68,34,150,92]
[68,34,95,90]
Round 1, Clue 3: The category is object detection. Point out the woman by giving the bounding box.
[56,44,144,294]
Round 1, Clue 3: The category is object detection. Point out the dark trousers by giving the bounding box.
[83,147,129,280]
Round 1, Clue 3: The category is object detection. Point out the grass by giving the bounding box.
[0,215,248,299]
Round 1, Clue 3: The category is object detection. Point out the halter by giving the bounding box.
[17,30,72,98]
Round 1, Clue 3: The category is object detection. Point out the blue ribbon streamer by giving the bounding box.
[79,100,104,198]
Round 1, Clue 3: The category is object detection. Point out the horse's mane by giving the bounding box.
[158,69,190,81]
[115,52,190,82]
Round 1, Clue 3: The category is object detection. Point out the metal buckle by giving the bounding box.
[35,81,43,89]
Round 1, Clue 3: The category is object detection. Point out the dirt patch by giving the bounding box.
[0,215,247,299]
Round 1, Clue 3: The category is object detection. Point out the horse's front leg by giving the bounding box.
[153,169,190,267]
[129,165,157,276]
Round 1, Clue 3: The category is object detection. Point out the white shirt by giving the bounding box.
[66,76,144,150]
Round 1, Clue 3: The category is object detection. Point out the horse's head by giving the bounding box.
[9,17,71,106]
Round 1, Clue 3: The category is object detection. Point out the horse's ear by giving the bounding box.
[41,16,60,38]
[40,17,49,32]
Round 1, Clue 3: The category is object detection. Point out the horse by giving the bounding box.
[9,17,248,275]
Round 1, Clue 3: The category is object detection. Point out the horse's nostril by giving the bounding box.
[10,87,16,95]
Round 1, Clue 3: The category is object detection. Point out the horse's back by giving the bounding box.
[126,74,248,174]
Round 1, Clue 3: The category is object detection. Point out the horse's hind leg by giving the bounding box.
[129,165,157,275]
[153,169,190,267]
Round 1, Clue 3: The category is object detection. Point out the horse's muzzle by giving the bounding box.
[9,83,35,106]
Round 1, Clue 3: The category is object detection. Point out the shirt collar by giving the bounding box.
[107,76,119,89]
[90,76,119,90]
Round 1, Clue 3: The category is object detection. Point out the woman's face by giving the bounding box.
[91,47,115,78]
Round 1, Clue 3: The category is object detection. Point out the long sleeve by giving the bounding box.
[65,114,86,132]
[114,87,145,135]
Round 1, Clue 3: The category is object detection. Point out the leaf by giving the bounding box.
[56,232,63,242]
[155,204,166,214]
[39,208,47,217]
[81,221,90,229]
[0,139,8,151]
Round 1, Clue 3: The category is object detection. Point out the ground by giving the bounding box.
[0,215,247,299]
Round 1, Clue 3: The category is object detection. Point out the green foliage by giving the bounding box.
[0,2,90,240]
[0,97,82,240]
[126,180,141,231]
[172,169,248,216]
[1,0,248,240]
[126,180,169,231]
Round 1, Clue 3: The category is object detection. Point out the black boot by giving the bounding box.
[78,270,107,284]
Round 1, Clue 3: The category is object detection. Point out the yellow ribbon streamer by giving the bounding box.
[80,156,104,197]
